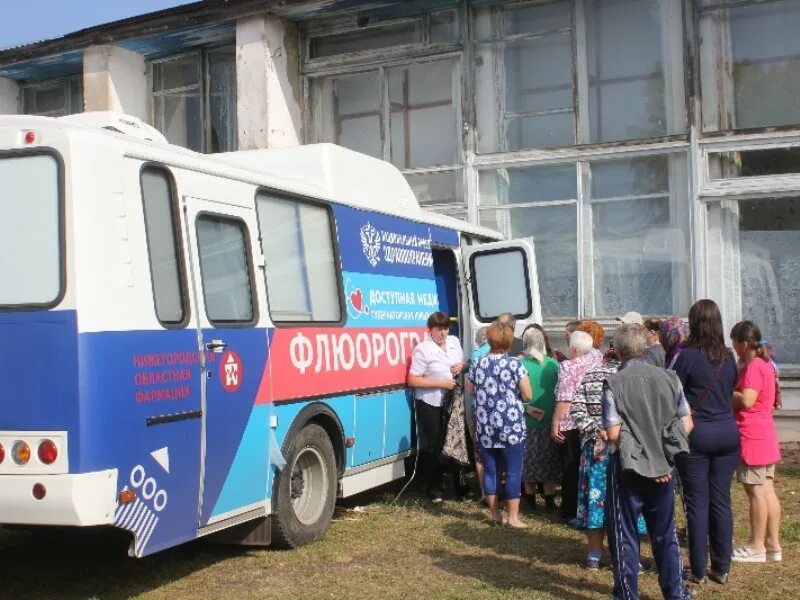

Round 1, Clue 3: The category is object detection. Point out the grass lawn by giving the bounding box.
[2,447,800,600]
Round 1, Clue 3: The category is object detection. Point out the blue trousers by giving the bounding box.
[479,444,523,500]
[606,454,690,600]
[675,419,739,577]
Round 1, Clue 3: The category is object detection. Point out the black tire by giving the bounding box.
[272,423,337,549]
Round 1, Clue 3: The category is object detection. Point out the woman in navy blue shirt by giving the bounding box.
[674,300,739,585]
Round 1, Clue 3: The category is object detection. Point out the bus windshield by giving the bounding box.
[0,153,61,307]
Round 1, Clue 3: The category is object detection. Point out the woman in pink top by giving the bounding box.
[730,321,782,563]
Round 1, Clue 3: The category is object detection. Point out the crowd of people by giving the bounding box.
[407,300,783,600]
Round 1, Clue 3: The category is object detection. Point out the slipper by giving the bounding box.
[767,551,782,562]
[732,546,767,562]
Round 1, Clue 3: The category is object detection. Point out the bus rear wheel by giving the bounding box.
[272,423,337,548]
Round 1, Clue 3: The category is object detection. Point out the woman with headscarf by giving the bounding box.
[520,326,560,511]
[660,316,689,370]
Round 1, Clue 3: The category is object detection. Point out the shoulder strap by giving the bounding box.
[691,360,725,415]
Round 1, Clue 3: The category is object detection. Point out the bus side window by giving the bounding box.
[195,215,257,325]
[255,192,343,325]
[141,166,189,327]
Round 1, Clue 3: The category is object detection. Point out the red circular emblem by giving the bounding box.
[219,350,243,392]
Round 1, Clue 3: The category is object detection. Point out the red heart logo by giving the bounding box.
[350,289,363,312]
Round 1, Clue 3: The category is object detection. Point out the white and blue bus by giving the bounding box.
[0,112,541,557]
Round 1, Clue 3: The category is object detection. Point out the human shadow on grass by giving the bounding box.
[0,525,249,600]
[441,518,586,568]
[425,546,611,600]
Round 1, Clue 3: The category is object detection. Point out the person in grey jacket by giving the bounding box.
[602,324,694,600]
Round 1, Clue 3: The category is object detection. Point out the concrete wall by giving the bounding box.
[236,14,303,149]
[0,77,20,114]
[83,45,147,121]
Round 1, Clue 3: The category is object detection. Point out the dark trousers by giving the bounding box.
[415,400,466,497]
[675,419,740,577]
[479,444,523,500]
[558,428,581,519]
[607,454,689,600]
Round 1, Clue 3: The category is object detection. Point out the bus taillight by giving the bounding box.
[0,442,4,464]
[12,441,31,465]
[37,440,58,465]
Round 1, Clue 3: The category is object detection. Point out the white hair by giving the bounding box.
[474,326,488,346]
[569,330,594,356]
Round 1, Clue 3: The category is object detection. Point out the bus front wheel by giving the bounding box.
[272,423,337,548]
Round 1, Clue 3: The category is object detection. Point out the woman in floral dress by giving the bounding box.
[467,321,532,528]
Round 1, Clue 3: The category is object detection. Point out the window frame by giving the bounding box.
[148,45,238,154]
[702,194,800,370]
[21,75,83,117]
[468,245,534,323]
[139,163,190,329]
[476,147,692,320]
[696,0,800,136]
[253,188,346,328]
[194,212,259,328]
[0,147,66,312]
[307,55,466,211]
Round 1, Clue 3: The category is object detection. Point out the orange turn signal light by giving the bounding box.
[12,441,31,465]
[118,489,137,504]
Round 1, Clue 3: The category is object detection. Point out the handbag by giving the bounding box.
[442,383,470,466]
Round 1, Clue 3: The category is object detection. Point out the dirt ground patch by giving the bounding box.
[3,448,800,600]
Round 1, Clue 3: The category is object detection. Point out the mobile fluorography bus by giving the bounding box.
[0,112,541,557]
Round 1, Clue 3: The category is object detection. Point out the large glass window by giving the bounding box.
[479,165,579,318]
[706,197,800,364]
[257,194,342,323]
[586,0,671,142]
[310,58,462,210]
[474,0,685,151]
[589,156,690,316]
[141,167,187,325]
[478,153,690,319]
[151,47,237,153]
[22,76,83,117]
[196,216,255,324]
[0,154,61,306]
[700,0,800,132]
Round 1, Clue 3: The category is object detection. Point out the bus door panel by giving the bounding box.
[461,238,542,349]
[181,196,270,527]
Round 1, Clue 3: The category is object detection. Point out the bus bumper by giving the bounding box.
[0,469,118,526]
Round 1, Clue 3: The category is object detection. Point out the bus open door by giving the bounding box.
[461,238,542,350]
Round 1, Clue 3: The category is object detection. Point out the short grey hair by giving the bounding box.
[614,324,647,361]
[498,312,517,329]
[522,327,546,362]
[569,330,594,356]
[474,326,488,346]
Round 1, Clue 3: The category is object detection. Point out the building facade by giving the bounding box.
[0,0,798,413]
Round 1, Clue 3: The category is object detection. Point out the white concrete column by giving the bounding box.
[83,45,147,121]
[0,77,20,114]
[236,14,303,150]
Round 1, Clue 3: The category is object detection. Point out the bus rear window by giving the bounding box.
[0,153,61,307]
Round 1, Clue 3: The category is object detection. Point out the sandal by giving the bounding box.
[767,550,783,562]
[732,546,767,562]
